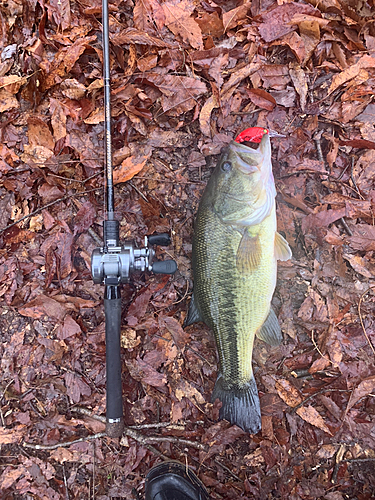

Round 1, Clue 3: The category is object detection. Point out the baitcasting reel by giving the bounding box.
[91,220,177,285]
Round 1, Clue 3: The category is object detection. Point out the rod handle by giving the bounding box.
[104,292,124,437]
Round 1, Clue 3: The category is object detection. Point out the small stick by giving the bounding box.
[358,286,375,355]
[23,433,107,450]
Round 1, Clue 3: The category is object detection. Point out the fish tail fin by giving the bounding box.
[211,374,261,434]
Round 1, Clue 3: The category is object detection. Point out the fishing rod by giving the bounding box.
[91,0,177,438]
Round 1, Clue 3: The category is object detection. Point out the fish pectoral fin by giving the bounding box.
[236,231,261,274]
[184,291,204,327]
[275,232,292,261]
[256,308,283,346]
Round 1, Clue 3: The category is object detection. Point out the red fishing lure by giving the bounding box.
[234,127,269,144]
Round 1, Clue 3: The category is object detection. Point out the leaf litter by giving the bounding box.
[1,0,375,498]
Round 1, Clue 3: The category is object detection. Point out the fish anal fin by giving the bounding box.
[256,308,282,346]
[236,231,261,274]
[184,292,203,327]
[275,232,292,261]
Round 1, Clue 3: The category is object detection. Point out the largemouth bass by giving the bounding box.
[186,133,292,433]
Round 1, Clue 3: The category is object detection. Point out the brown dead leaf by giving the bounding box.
[27,116,55,151]
[244,448,265,467]
[0,425,25,445]
[296,405,332,435]
[134,0,166,31]
[247,88,276,111]
[47,0,71,30]
[289,66,308,111]
[57,315,81,340]
[73,201,96,235]
[41,36,96,90]
[50,98,67,140]
[275,379,303,407]
[49,448,74,463]
[113,152,150,184]
[18,294,67,321]
[125,356,167,389]
[302,208,346,233]
[60,78,86,99]
[258,3,320,43]
[343,253,374,278]
[199,94,219,137]
[0,75,27,94]
[0,466,27,489]
[348,224,375,252]
[112,27,174,48]
[223,4,251,32]
[299,20,321,65]
[175,378,205,404]
[316,444,339,459]
[0,88,19,112]
[309,356,330,374]
[195,11,224,38]
[65,372,92,404]
[162,0,203,50]
[221,63,261,99]
[329,55,375,94]
[159,315,190,350]
[346,376,375,412]
[139,72,207,115]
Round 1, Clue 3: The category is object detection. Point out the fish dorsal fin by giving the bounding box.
[256,308,283,346]
[236,230,261,274]
[184,292,204,327]
[275,232,292,261]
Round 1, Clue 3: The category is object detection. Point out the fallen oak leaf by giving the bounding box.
[275,378,303,407]
[162,0,203,50]
[296,405,332,435]
[113,152,151,184]
[199,94,219,137]
[328,54,375,94]
[245,88,276,111]
[0,74,28,94]
[0,425,26,445]
[345,376,375,413]
[175,378,205,405]
[137,72,207,116]
[125,356,167,389]
[223,4,251,31]
[111,27,175,48]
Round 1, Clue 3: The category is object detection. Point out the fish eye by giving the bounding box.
[221,161,232,172]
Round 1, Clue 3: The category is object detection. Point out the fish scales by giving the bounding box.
[186,134,292,433]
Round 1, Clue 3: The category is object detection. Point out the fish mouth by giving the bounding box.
[229,141,263,174]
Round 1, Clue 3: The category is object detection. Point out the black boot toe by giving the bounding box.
[145,461,210,500]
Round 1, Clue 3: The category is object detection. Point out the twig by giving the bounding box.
[214,458,241,481]
[311,330,334,366]
[0,379,15,427]
[92,440,96,500]
[122,427,208,451]
[358,286,375,355]
[331,444,346,483]
[0,188,100,234]
[62,464,70,500]
[23,432,107,450]
[25,408,206,455]
[72,407,194,431]
[293,388,349,412]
